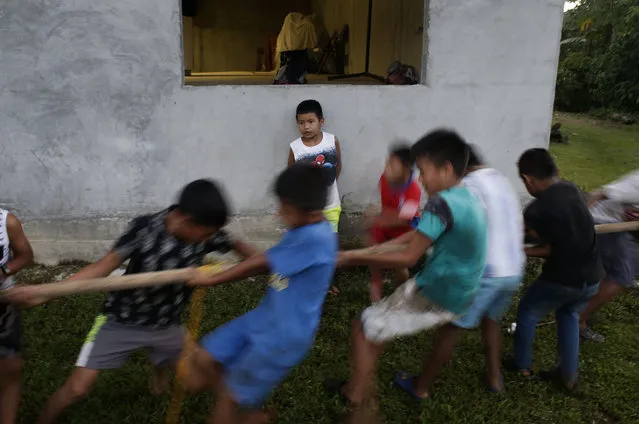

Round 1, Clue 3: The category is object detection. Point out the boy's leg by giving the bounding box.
[482,277,521,390]
[324,207,342,295]
[413,323,462,396]
[182,346,223,393]
[367,226,386,303]
[414,279,505,395]
[342,319,385,405]
[0,357,23,424]
[578,279,624,339]
[147,325,188,394]
[198,312,287,422]
[555,283,599,388]
[38,316,136,424]
[37,368,100,424]
[343,280,454,403]
[481,318,503,389]
[580,233,636,341]
[513,280,562,374]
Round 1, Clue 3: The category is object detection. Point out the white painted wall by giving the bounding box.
[0,0,564,262]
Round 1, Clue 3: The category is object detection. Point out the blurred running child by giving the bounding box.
[329,129,487,404]
[185,163,337,424]
[8,179,256,424]
[367,144,421,302]
[580,169,639,342]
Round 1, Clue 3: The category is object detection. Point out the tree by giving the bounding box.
[555,0,639,113]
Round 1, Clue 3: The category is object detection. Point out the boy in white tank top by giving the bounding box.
[288,100,342,231]
[0,209,34,424]
[288,99,342,294]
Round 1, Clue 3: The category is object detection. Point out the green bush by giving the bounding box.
[555,52,594,112]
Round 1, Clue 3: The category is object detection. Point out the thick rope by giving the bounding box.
[165,262,224,424]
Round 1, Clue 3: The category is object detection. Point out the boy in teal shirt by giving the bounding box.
[331,129,487,406]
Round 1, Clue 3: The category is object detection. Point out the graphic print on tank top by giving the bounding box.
[293,147,338,185]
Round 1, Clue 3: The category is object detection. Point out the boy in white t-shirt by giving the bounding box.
[288,99,342,294]
[408,145,525,395]
[580,169,639,342]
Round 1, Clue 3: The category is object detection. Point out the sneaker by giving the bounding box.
[580,326,605,343]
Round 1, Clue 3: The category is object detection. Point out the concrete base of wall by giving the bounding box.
[24,213,369,264]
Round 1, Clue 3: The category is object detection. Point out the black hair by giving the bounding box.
[177,179,229,228]
[410,129,469,177]
[389,144,413,168]
[274,163,328,212]
[296,99,324,120]
[517,148,558,179]
[467,144,485,167]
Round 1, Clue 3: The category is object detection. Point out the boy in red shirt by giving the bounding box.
[367,145,422,301]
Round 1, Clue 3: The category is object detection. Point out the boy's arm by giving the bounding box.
[64,251,125,281]
[335,138,342,180]
[524,244,551,258]
[340,231,431,268]
[5,250,125,306]
[597,170,639,205]
[230,238,259,259]
[6,216,144,305]
[189,253,269,287]
[287,148,296,166]
[2,214,34,276]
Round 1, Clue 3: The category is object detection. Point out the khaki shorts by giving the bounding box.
[361,279,456,343]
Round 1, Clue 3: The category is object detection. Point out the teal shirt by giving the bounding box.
[415,185,487,315]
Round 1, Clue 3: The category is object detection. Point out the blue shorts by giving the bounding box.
[454,275,522,329]
[201,311,311,408]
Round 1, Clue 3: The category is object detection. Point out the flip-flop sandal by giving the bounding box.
[393,372,429,400]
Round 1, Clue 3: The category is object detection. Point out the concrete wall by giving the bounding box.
[187,0,312,72]
[0,0,564,263]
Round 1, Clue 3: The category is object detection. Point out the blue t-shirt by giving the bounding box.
[415,186,487,315]
[248,221,337,348]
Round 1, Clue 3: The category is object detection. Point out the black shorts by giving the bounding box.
[0,303,22,358]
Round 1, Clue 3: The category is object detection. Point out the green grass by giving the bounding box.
[551,112,639,190]
[16,114,639,423]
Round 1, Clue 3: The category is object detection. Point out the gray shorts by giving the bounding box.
[75,315,185,370]
[598,232,638,288]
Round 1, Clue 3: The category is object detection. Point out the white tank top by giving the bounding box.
[289,132,341,210]
[0,209,14,290]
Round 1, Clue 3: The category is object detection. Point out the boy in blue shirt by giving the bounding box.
[333,129,487,405]
[186,163,337,423]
